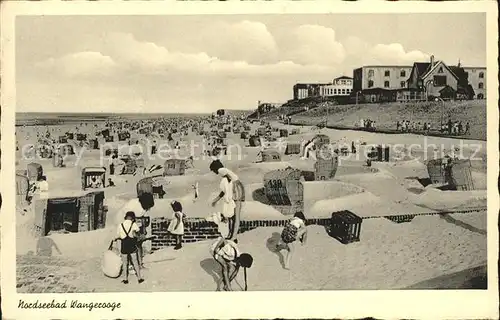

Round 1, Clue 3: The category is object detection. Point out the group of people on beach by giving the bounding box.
[441,119,471,136]
[113,159,308,290]
[396,119,470,136]
[359,118,376,130]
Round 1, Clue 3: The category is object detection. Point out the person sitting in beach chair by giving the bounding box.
[301,139,316,160]
[186,156,194,169]
[89,176,102,188]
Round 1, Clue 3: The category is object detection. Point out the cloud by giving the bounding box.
[282,25,346,66]
[36,51,117,78]
[199,20,279,64]
[369,43,430,65]
[35,32,338,80]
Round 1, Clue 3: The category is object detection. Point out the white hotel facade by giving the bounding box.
[319,76,354,97]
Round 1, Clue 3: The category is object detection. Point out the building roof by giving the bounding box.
[414,62,431,76]
[421,61,458,81]
[294,83,330,87]
[334,76,353,80]
[360,65,412,68]
[448,66,468,81]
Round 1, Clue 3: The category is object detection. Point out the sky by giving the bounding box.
[16,13,486,113]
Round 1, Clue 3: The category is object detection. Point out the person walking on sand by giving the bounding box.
[209,160,245,241]
[167,200,185,250]
[276,212,308,270]
[114,211,144,284]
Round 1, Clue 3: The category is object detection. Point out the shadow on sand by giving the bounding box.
[36,237,61,257]
[266,232,285,269]
[200,258,222,291]
[405,265,487,289]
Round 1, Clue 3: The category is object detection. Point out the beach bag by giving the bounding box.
[281,221,298,244]
[102,241,122,278]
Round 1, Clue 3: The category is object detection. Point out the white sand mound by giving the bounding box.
[303,180,364,203]
[415,188,487,210]
[240,201,284,220]
[308,192,381,218]
[248,161,294,171]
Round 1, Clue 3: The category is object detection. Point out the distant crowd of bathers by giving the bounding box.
[396,119,471,136]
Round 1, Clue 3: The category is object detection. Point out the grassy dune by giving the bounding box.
[291,100,487,141]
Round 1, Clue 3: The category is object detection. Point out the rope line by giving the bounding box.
[362,206,487,222]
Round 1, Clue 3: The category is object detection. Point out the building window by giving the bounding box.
[368,80,374,88]
[368,69,374,77]
[478,82,484,89]
[400,81,406,88]
[384,81,390,88]
[400,70,406,77]
[438,66,444,73]
[384,70,390,77]
[341,89,346,94]
[433,75,447,86]
[479,72,484,78]
[333,89,337,94]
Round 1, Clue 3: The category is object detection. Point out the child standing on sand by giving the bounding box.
[277,212,308,270]
[168,201,185,250]
[114,211,144,284]
[192,182,199,202]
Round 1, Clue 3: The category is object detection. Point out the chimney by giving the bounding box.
[430,55,435,67]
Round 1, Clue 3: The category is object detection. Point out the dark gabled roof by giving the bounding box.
[415,62,431,76]
[448,66,467,80]
[422,61,459,81]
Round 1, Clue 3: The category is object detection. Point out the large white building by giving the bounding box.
[319,76,353,97]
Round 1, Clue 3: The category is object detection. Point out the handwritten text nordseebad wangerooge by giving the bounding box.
[18,299,121,311]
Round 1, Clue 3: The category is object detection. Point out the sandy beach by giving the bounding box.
[14,117,487,292]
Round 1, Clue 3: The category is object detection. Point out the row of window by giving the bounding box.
[335,80,352,85]
[367,80,406,88]
[367,69,485,79]
[323,88,352,95]
[368,69,407,78]
[367,78,484,89]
